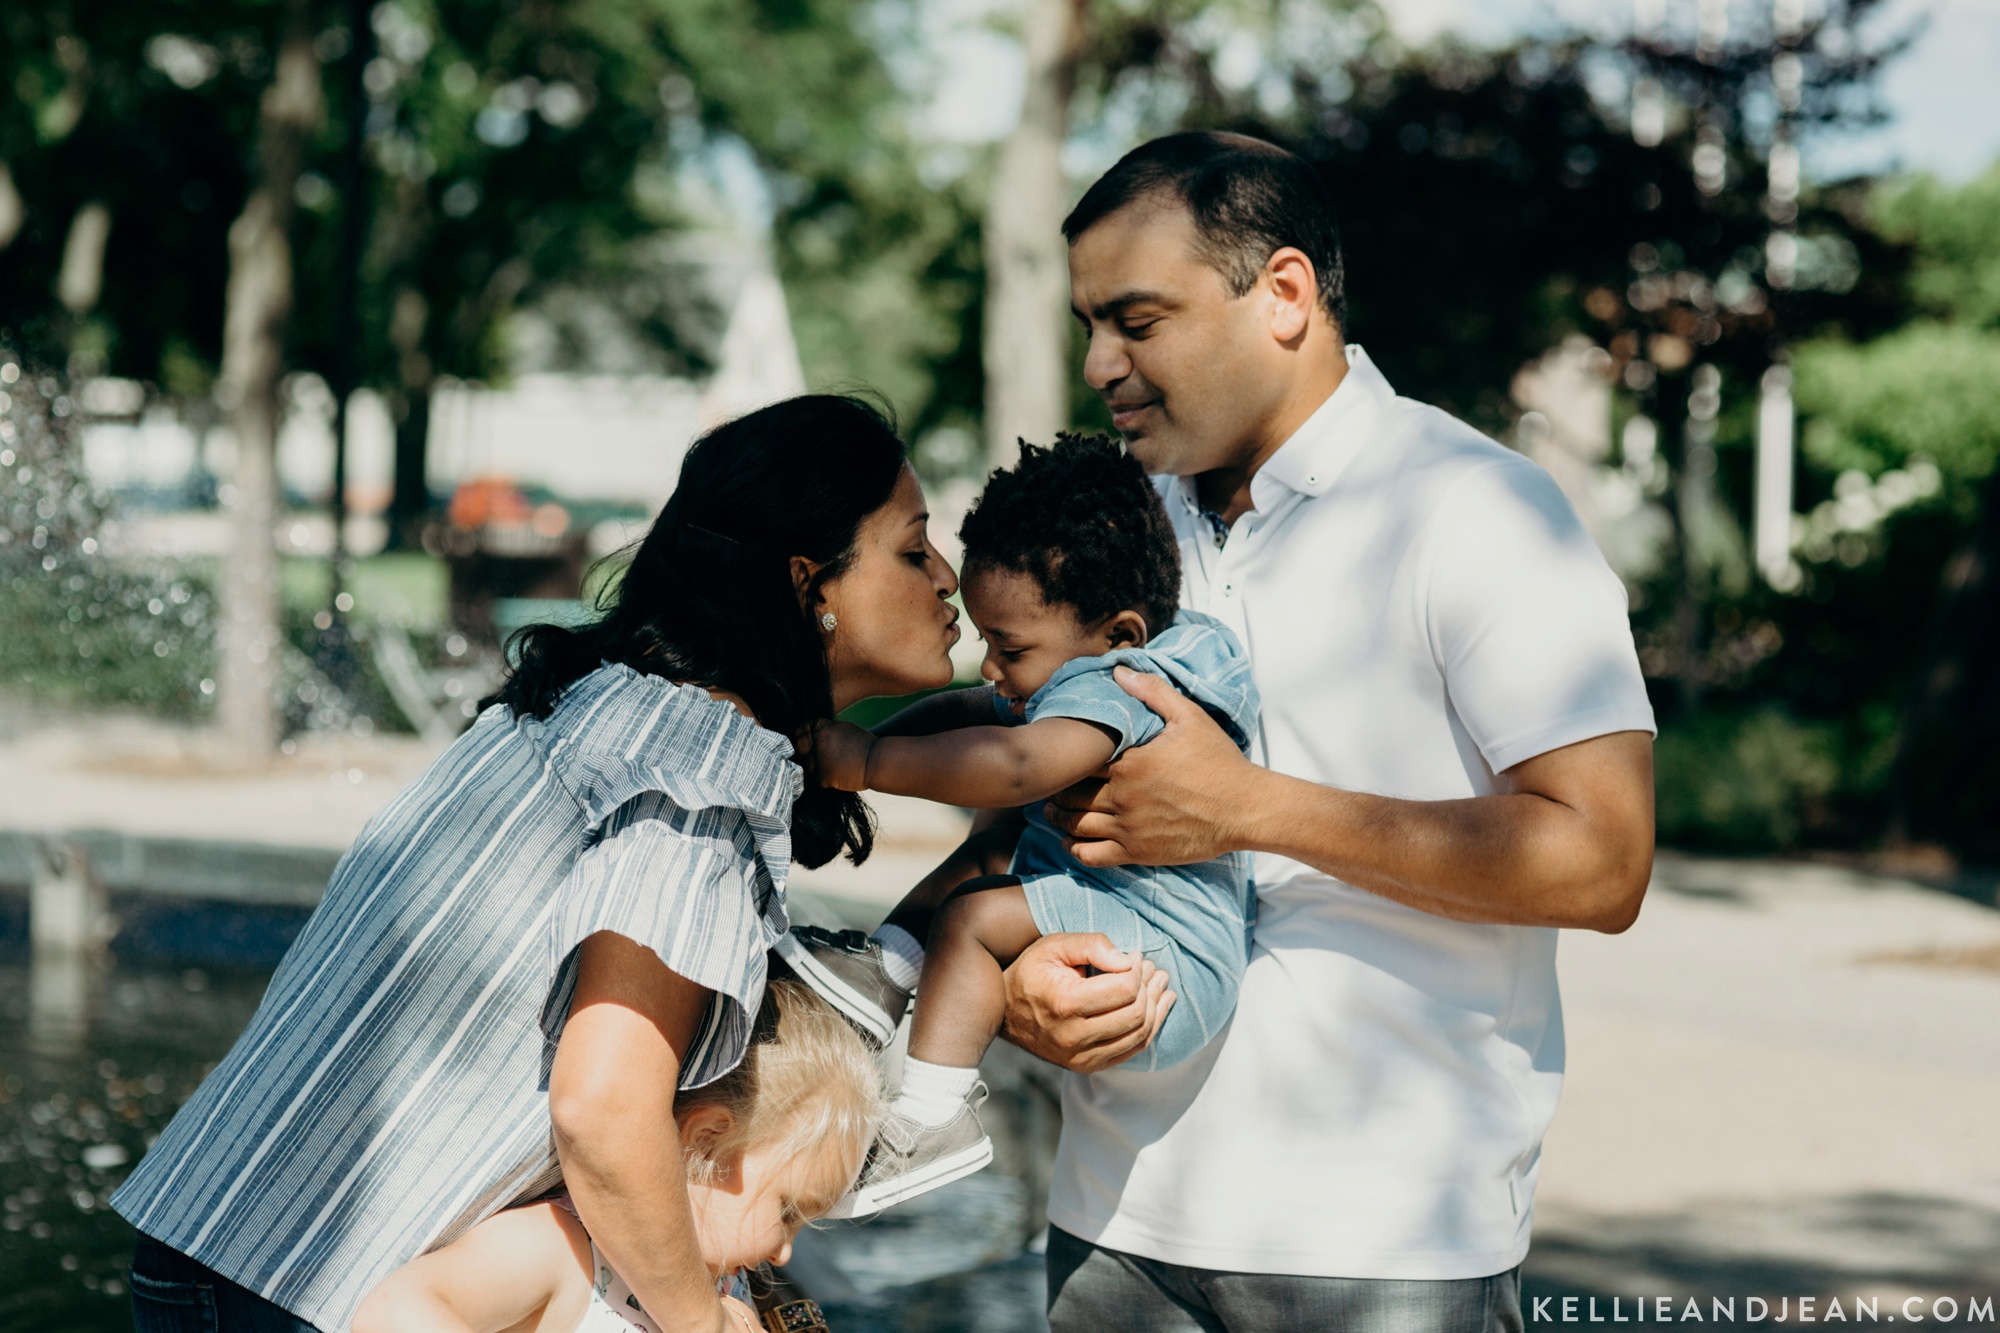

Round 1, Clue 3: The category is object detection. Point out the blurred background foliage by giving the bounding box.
[1,0,1996,862]
[0,371,216,713]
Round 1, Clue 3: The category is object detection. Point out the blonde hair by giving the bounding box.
[674,978,883,1220]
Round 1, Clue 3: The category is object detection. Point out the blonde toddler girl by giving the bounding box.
[354,980,881,1333]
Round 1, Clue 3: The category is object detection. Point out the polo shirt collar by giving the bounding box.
[1170,344,1396,520]
[1247,343,1395,511]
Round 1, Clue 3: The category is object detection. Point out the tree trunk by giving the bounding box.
[982,0,1085,469]
[213,10,322,758]
[388,285,434,549]
[326,0,376,610]
[55,201,111,314]
[390,387,431,549]
[0,161,24,249]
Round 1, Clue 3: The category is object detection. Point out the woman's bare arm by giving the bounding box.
[546,933,734,1333]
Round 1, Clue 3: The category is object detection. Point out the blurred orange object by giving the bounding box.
[530,502,570,538]
[448,477,533,530]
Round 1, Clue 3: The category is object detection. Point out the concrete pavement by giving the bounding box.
[1534,854,2000,1305]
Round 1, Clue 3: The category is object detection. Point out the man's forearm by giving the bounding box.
[1230,762,1651,932]
[1054,667,1652,933]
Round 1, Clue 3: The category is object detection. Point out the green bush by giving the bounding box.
[1654,708,1848,852]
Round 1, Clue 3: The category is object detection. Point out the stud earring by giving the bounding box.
[820,612,838,632]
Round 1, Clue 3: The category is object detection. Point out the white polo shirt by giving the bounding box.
[1044,346,1656,1280]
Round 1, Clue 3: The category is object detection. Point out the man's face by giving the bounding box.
[1068,202,1286,478]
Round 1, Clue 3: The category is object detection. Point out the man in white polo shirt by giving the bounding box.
[995,132,1657,1330]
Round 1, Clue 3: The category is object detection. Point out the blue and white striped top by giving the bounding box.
[113,665,802,1332]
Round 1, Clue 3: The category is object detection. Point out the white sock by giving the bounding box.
[870,923,924,992]
[892,1057,979,1127]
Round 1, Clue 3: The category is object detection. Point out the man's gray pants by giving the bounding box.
[1046,1227,1525,1333]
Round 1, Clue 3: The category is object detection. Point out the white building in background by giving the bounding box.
[429,260,806,514]
[84,236,806,559]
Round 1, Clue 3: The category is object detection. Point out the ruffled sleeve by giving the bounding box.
[530,667,805,1088]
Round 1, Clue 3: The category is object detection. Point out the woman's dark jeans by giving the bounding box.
[129,1234,324,1333]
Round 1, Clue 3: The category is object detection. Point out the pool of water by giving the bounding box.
[0,899,1054,1332]
[0,957,275,1330]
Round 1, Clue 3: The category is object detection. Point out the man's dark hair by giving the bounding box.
[958,433,1181,638]
[1063,131,1347,328]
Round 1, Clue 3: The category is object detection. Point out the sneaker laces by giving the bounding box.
[795,924,874,955]
[877,1116,920,1156]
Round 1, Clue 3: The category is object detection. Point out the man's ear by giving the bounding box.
[1101,609,1151,651]
[1264,246,1318,345]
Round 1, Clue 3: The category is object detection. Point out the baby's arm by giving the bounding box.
[352,1201,591,1333]
[869,684,1002,737]
[821,717,1117,808]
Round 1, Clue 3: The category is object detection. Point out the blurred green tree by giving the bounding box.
[0,3,261,383]
[292,0,941,540]
[0,0,323,751]
[1,0,959,750]
[1859,154,2000,331]
[1789,164,2000,856]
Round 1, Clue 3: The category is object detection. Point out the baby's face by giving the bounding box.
[962,566,1118,718]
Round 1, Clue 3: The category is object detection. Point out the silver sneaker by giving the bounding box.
[773,925,913,1048]
[825,1084,993,1219]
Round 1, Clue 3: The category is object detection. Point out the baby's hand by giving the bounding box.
[804,720,876,792]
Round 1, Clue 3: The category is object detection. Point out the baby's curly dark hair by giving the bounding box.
[958,432,1182,636]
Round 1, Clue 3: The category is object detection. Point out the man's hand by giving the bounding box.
[1000,932,1175,1073]
[1044,666,1263,869]
[1047,666,1654,931]
[802,720,876,792]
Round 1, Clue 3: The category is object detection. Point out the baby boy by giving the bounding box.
[783,432,1259,1215]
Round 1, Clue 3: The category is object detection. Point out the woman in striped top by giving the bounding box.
[114,396,964,1333]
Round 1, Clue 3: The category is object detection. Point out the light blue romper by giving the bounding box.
[1000,609,1260,1072]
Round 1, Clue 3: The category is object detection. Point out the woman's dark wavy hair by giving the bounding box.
[487,394,907,868]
